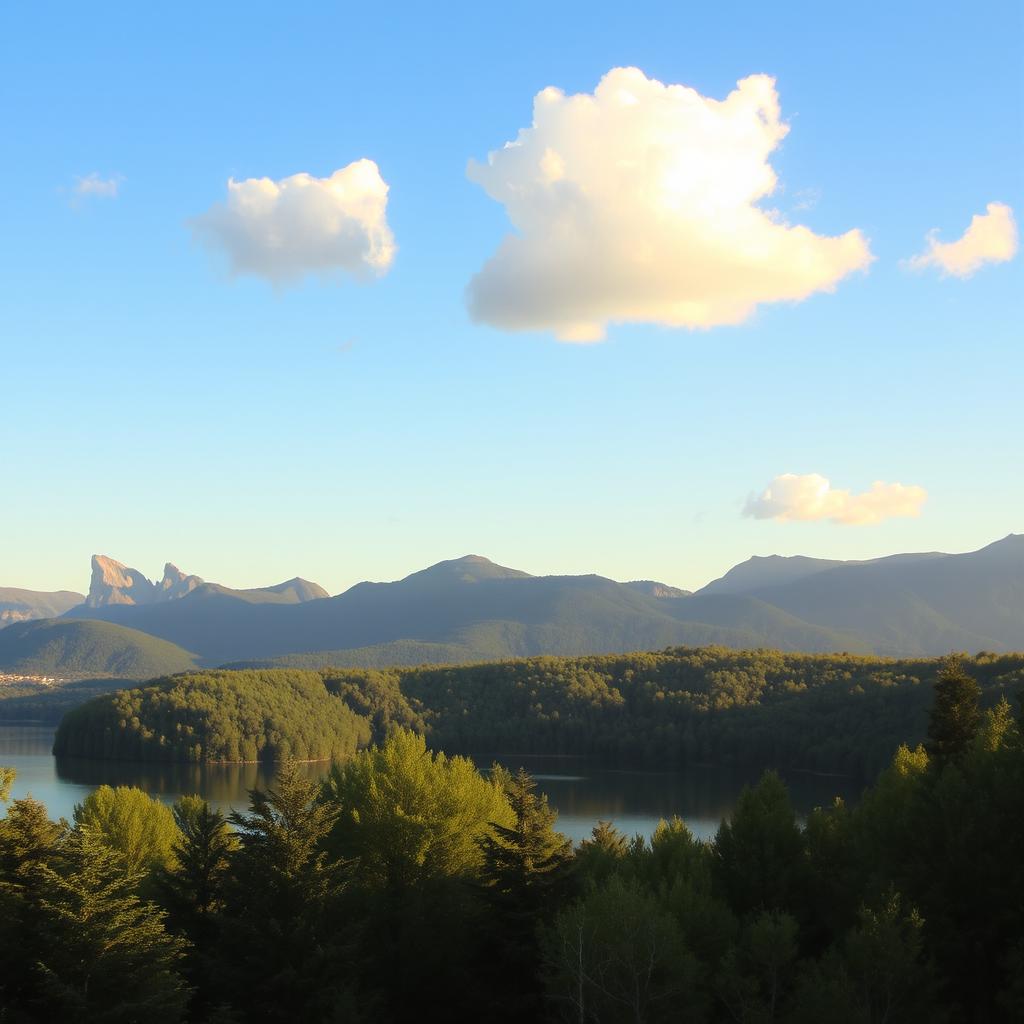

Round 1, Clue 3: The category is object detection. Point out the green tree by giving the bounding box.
[217,759,354,1021]
[541,875,703,1023]
[0,764,14,802]
[715,910,799,1023]
[154,795,235,1015]
[74,785,180,877]
[926,655,981,768]
[323,729,514,888]
[33,822,189,1023]
[0,795,68,1012]
[713,772,805,917]
[477,767,574,1021]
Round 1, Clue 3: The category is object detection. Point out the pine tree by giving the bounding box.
[33,822,190,1023]
[0,796,68,1012]
[926,655,982,768]
[217,758,354,1021]
[478,767,574,1021]
[153,795,235,1016]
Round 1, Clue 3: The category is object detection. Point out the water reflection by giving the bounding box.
[1,726,864,842]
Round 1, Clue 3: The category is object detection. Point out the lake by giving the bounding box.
[0,725,864,843]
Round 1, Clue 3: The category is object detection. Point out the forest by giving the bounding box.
[52,670,369,763]
[52,649,1024,778]
[1,656,1021,1022]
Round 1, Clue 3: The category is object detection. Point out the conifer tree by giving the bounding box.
[477,767,574,1021]
[0,796,68,1013]
[33,822,189,1023]
[217,759,354,1021]
[926,655,982,768]
[154,795,235,1015]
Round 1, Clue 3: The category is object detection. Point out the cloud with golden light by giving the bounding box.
[908,202,1017,278]
[744,473,927,526]
[466,67,872,341]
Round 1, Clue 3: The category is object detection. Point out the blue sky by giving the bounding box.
[2,1,1021,595]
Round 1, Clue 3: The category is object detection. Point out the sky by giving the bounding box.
[1,1,1021,596]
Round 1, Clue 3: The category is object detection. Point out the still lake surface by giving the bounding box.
[1,725,864,843]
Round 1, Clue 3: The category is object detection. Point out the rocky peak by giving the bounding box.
[86,555,157,607]
[159,563,204,600]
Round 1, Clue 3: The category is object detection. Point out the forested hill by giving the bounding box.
[53,648,1024,777]
[53,669,368,762]
[54,536,1024,665]
[0,619,198,678]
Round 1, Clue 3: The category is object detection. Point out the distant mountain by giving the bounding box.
[698,551,945,596]
[735,535,1024,657]
[0,588,83,629]
[0,619,199,678]
[626,580,692,599]
[84,554,327,608]
[30,535,1024,667]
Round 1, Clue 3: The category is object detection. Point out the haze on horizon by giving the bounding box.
[1,3,1021,597]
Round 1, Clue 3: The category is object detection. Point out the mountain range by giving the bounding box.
[1,536,1020,676]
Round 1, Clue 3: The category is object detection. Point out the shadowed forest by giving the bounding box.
[2,656,1022,1022]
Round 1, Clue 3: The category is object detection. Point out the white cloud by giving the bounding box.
[191,159,396,284]
[908,202,1018,278]
[466,67,872,342]
[73,173,122,199]
[744,473,927,526]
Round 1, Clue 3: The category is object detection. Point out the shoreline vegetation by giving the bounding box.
[48,647,1024,779]
[2,656,1022,1022]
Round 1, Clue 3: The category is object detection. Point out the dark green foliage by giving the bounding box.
[378,648,1023,778]
[542,875,705,1023]
[477,767,574,1021]
[0,617,198,678]
[2,657,1022,1022]
[218,759,355,1021]
[53,668,371,762]
[36,649,1024,778]
[713,772,805,916]
[0,765,13,802]
[926,654,982,767]
[28,822,188,1022]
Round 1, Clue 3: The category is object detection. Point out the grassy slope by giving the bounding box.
[0,618,198,678]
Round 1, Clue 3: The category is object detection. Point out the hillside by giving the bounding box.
[49,649,1024,778]
[57,537,1023,665]
[0,587,83,628]
[0,618,199,678]
[53,668,369,762]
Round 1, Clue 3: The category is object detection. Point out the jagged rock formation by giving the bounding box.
[83,555,327,609]
[86,556,161,607]
[159,563,204,600]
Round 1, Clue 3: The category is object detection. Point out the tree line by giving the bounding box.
[2,656,1022,1021]
[52,650,1024,778]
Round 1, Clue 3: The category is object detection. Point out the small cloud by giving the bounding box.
[907,202,1018,278]
[71,173,123,200]
[191,160,396,285]
[466,67,872,342]
[744,473,927,526]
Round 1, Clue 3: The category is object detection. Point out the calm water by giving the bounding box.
[0,726,863,843]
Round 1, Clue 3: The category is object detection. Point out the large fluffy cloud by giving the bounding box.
[744,473,927,526]
[908,202,1018,278]
[466,68,872,342]
[192,159,395,284]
